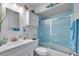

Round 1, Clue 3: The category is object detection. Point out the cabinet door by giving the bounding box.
[29,12,38,26]
[0,40,38,56]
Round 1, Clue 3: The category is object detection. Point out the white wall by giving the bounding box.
[24,25,37,39]
[29,11,38,26]
[1,4,27,40]
[1,3,38,40]
[73,3,79,20]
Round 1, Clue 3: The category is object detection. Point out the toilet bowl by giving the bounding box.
[34,47,48,56]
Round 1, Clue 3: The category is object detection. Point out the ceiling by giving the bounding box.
[37,3,73,17]
[18,3,47,10]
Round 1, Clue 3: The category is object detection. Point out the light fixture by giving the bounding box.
[19,6,24,12]
[16,4,28,12]
[12,3,17,7]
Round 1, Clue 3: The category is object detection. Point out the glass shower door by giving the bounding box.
[38,20,50,47]
[50,16,71,53]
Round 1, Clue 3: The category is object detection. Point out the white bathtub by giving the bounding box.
[0,39,38,56]
[47,48,70,56]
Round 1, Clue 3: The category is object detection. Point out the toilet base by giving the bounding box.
[34,47,48,56]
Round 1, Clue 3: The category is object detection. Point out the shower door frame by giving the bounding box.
[38,14,73,54]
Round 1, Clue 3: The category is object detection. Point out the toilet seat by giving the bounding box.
[35,47,48,56]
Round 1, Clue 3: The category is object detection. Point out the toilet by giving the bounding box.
[34,47,48,56]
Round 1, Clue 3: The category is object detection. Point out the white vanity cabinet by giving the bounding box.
[0,40,38,56]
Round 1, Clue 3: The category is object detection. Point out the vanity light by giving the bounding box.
[46,3,60,8]
[19,6,24,12]
[12,4,16,6]
[11,3,24,12]
[12,3,17,7]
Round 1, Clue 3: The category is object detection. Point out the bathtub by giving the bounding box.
[0,39,38,56]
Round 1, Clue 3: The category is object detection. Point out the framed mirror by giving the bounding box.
[6,8,20,31]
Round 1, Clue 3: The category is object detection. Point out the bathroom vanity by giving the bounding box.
[0,39,38,56]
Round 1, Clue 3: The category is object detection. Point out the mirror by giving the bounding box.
[6,8,20,31]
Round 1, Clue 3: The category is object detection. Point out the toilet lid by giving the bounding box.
[37,47,47,52]
[35,47,47,55]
